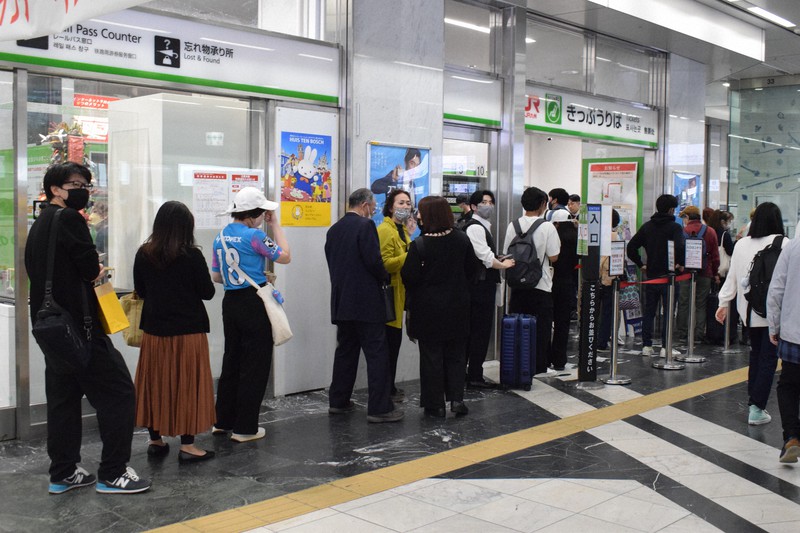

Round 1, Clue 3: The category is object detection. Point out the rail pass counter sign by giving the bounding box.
[524,85,658,149]
[279,131,333,227]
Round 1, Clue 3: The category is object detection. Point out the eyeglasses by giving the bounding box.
[63,181,94,190]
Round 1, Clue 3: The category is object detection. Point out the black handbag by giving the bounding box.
[382,284,396,323]
[31,209,93,369]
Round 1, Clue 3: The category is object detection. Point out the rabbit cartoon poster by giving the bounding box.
[279,131,333,226]
[368,143,430,227]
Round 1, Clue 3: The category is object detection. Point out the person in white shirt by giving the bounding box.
[464,190,515,389]
[502,187,560,375]
[716,202,787,426]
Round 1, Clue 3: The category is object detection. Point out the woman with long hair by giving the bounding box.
[211,187,291,442]
[133,201,217,463]
[708,209,738,344]
[716,202,787,426]
[401,196,480,418]
[376,188,415,402]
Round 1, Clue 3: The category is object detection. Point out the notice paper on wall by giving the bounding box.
[182,166,264,229]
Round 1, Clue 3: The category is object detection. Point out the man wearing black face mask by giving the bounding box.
[26,162,151,495]
[463,190,515,388]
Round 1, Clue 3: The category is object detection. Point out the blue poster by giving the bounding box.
[368,144,430,226]
[673,171,700,216]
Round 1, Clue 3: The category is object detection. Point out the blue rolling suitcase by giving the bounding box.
[500,314,536,391]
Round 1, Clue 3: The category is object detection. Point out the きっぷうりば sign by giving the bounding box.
[524,85,658,149]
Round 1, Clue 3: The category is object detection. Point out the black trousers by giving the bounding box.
[329,321,393,416]
[778,359,800,442]
[466,299,495,382]
[386,325,402,394]
[419,339,466,409]
[45,334,135,482]
[551,282,574,369]
[509,288,553,374]
[216,287,273,435]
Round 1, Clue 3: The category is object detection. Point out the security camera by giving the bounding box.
[546,137,553,141]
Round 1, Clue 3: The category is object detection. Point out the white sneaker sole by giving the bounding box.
[780,445,800,463]
[748,417,772,426]
[95,482,151,494]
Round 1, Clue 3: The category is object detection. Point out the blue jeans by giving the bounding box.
[642,283,670,347]
[748,327,778,410]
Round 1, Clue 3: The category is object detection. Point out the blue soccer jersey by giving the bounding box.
[212,223,283,290]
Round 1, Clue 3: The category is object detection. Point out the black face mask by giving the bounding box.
[64,188,90,211]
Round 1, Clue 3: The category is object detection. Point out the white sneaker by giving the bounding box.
[641,346,654,356]
[230,427,266,442]
[659,347,681,358]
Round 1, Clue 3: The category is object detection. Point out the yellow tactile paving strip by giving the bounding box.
[152,366,749,533]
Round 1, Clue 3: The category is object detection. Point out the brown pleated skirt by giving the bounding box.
[134,332,216,437]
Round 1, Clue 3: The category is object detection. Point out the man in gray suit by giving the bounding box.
[324,188,404,423]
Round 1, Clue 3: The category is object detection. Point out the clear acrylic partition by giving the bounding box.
[26,74,260,404]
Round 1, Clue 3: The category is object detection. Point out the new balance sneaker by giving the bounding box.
[49,466,96,494]
[96,467,151,494]
[641,346,655,356]
[748,405,772,426]
[779,437,800,463]
[230,427,266,442]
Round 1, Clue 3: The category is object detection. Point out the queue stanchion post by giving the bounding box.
[653,273,685,370]
[601,277,631,385]
[722,306,738,354]
[676,270,706,363]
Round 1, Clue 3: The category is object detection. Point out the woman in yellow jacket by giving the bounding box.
[377,189,415,403]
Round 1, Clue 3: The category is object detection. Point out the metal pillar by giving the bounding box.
[653,274,685,370]
[601,278,631,385]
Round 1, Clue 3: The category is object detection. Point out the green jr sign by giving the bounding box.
[545,93,562,125]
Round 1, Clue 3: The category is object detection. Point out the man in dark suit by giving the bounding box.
[324,188,404,423]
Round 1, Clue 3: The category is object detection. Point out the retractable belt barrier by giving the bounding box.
[619,272,691,288]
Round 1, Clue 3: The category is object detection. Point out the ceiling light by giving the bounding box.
[450,75,494,84]
[444,18,490,34]
[525,38,536,44]
[747,6,796,28]
[722,82,730,87]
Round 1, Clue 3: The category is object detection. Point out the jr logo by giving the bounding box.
[524,95,540,114]
[545,94,562,125]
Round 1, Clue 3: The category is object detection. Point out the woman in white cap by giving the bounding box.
[211,187,291,442]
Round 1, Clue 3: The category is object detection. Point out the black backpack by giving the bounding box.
[505,218,546,289]
[744,235,784,323]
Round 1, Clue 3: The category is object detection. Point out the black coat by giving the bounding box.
[401,231,480,341]
[133,247,216,336]
[325,212,390,324]
[627,212,686,278]
[25,205,102,332]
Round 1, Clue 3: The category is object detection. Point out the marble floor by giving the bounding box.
[0,330,797,533]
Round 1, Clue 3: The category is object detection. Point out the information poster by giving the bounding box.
[673,171,701,214]
[583,157,644,237]
[185,166,264,230]
[368,143,430,226]
[279,131,333,227]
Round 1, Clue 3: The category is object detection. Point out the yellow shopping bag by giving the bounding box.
[119,291,144,347]
[94,282,129,335]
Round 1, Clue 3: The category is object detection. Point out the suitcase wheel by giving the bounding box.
[523,384,531,391]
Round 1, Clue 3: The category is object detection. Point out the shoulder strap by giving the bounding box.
[44,209,92,339]
[773,235,784,248]
[512,219,523,238]
[218,230,262,290]
[528,218,546,236]
[415,235,425,262]
[697,225,706,238]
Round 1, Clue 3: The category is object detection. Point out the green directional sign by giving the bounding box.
[545,93,562,125]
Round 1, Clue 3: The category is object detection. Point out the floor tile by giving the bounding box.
[671,471,772,498]
[514,478,618,513]
[462,478,550,495]
[279,511,394,533]
[713,493,800,525]
[464,494,573,532]
[403,478,506,513]
[658,514,724,532]
[346,494,456,531]
[409,513,519,533]
[533,513,642,533]
[581,493,690,532]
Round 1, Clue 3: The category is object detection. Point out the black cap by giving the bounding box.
[455,193,470,205]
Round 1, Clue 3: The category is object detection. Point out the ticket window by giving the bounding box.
[443,138,490,217]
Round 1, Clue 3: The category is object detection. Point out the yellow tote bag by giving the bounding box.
[119,292,144,347]
[94,282,129,335]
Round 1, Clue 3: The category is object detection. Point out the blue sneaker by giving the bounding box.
[748,405,771,426]
[96,467,151,494]
[49,466,96,494]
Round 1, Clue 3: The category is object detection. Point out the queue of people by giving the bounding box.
[26,162,800,498]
